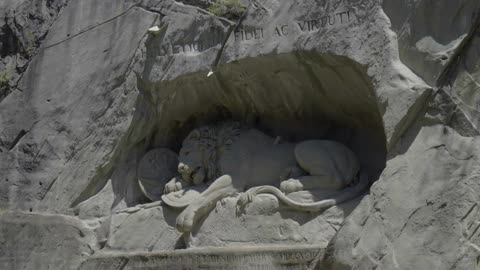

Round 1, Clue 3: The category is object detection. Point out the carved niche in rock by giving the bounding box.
[138,121,369,234]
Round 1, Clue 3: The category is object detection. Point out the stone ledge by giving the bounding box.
[79,245,325,270]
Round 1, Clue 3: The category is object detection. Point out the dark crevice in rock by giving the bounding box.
[387,87,434,151]
[0,23,23,58]
[176,0,213,10]
[40,174,60,201]
[438,8,480,87]
[210,3,250,70]
[8,129,27,151]
[117,258,130,270]
[397,206,423,237]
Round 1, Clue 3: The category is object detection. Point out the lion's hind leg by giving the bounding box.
[176,175,236,233]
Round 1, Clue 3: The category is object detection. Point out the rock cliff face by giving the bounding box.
[0,0,479,269]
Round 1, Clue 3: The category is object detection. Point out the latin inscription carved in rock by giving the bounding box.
[79,247,323,270]
[234,10,352,41]
[157,9,353,56]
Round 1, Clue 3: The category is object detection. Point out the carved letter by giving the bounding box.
[337,11,347,23]
[254,28,261,39]
[320,16,328,27]
[159,44,171,56]
[191,41,200,52]
[245,30,253,40]
[173,44,183,54]
[234,30,242,41]
[274,25,289,36]
[297,21,308,31]
[328,14,335,25]
[274,26,281,36]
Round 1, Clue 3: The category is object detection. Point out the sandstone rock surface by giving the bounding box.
[0,0,479,269]
[0,211,100,270]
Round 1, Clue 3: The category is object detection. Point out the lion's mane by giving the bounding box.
[180,121,243,182]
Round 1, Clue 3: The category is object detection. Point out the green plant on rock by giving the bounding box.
[208,0,246,19]
[0,71,10,98]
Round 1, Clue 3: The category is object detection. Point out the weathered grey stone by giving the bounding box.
[75,180,116,219]
[448,25,480,132]
[321,6,480,268]
[323,120,480,269]
[0,4,159,213]
[80,245,324,270]
[1,0,480,268]
[383,0,480,85]
[144,0,429,151]
[0,211,99,270]
[0,0,68,101]
[191,195,361,249]
[104,205,181,252]
[161,121,365,234]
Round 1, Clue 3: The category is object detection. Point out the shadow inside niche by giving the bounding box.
[73,51,387,218]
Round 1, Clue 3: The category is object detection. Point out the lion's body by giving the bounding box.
[217,128,297,189]
[176,121,359,191]
[162,121,367,233]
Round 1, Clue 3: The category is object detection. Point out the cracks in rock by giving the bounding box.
[39,141,79,201]
[438,7,480,87]
[468,221,480,241]
[7,119,40,151]
[248,0,269,13]
[10,0,70,96]
[69,16,156,209]
[461,202,478,222]
[138,1,254,76]
[308,247,324,270]
[396,207,421,237]
[117,258,129,270]
[388,86,435,151]
[210,2,252,71]
[109,213,135,237]
[42,4,139,51]
[40,174,59,201]
[7,129,27,151]
[424,143,475,161]
[326,220,339,233]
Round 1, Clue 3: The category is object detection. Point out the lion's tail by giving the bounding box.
[243,173,369,212]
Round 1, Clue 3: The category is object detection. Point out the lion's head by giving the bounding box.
[178,121,242,185]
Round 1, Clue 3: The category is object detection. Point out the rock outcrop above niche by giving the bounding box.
[144,0,430,150]
[0,0,479,269]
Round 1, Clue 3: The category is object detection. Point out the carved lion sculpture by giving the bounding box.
[161,121,369,233]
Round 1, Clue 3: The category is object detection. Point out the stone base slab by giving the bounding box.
[79,245,324,270]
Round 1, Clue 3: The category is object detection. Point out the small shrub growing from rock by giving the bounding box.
[0,71,10,99]
[208,0,246,19]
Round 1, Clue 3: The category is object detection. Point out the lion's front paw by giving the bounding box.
[164,177,183,194]
[280,179,304,194]
[176,198,205,233]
